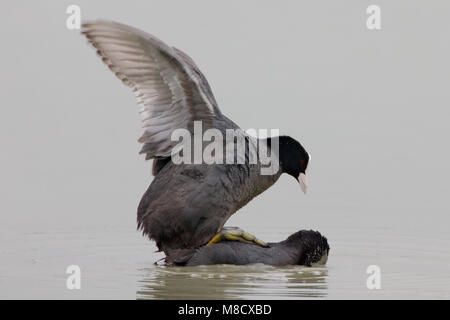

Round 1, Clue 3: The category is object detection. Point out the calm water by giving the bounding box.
[1,225,449,299]
[2,0,450,301]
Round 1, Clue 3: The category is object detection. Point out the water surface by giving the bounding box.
[1,226,449,299]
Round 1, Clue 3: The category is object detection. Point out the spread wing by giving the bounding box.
[81,20,222,159]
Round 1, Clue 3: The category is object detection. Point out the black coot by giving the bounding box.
[168,230,329,267]
[82,21,311,256]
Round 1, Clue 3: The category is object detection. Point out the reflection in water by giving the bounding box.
[137,264,328,300]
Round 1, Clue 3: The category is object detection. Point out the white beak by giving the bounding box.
[299,173,308,194]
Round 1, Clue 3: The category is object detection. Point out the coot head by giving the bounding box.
[278,136,310,193]
[284,230,329,266]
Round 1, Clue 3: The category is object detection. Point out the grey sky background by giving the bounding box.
[1,0,449,245]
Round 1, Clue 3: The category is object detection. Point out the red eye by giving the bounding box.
[300,160,305,165]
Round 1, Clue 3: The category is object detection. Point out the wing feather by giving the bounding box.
[81,20,221,159]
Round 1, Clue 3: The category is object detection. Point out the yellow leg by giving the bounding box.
[207,227,268,247]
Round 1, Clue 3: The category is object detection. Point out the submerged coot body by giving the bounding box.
[168,230,330,267]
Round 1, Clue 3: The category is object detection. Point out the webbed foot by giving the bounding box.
[207,227,268,247]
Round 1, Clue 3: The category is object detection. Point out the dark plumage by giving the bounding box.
[137,135,309,254]
[81,21,311,256]
[167,230,330,267]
